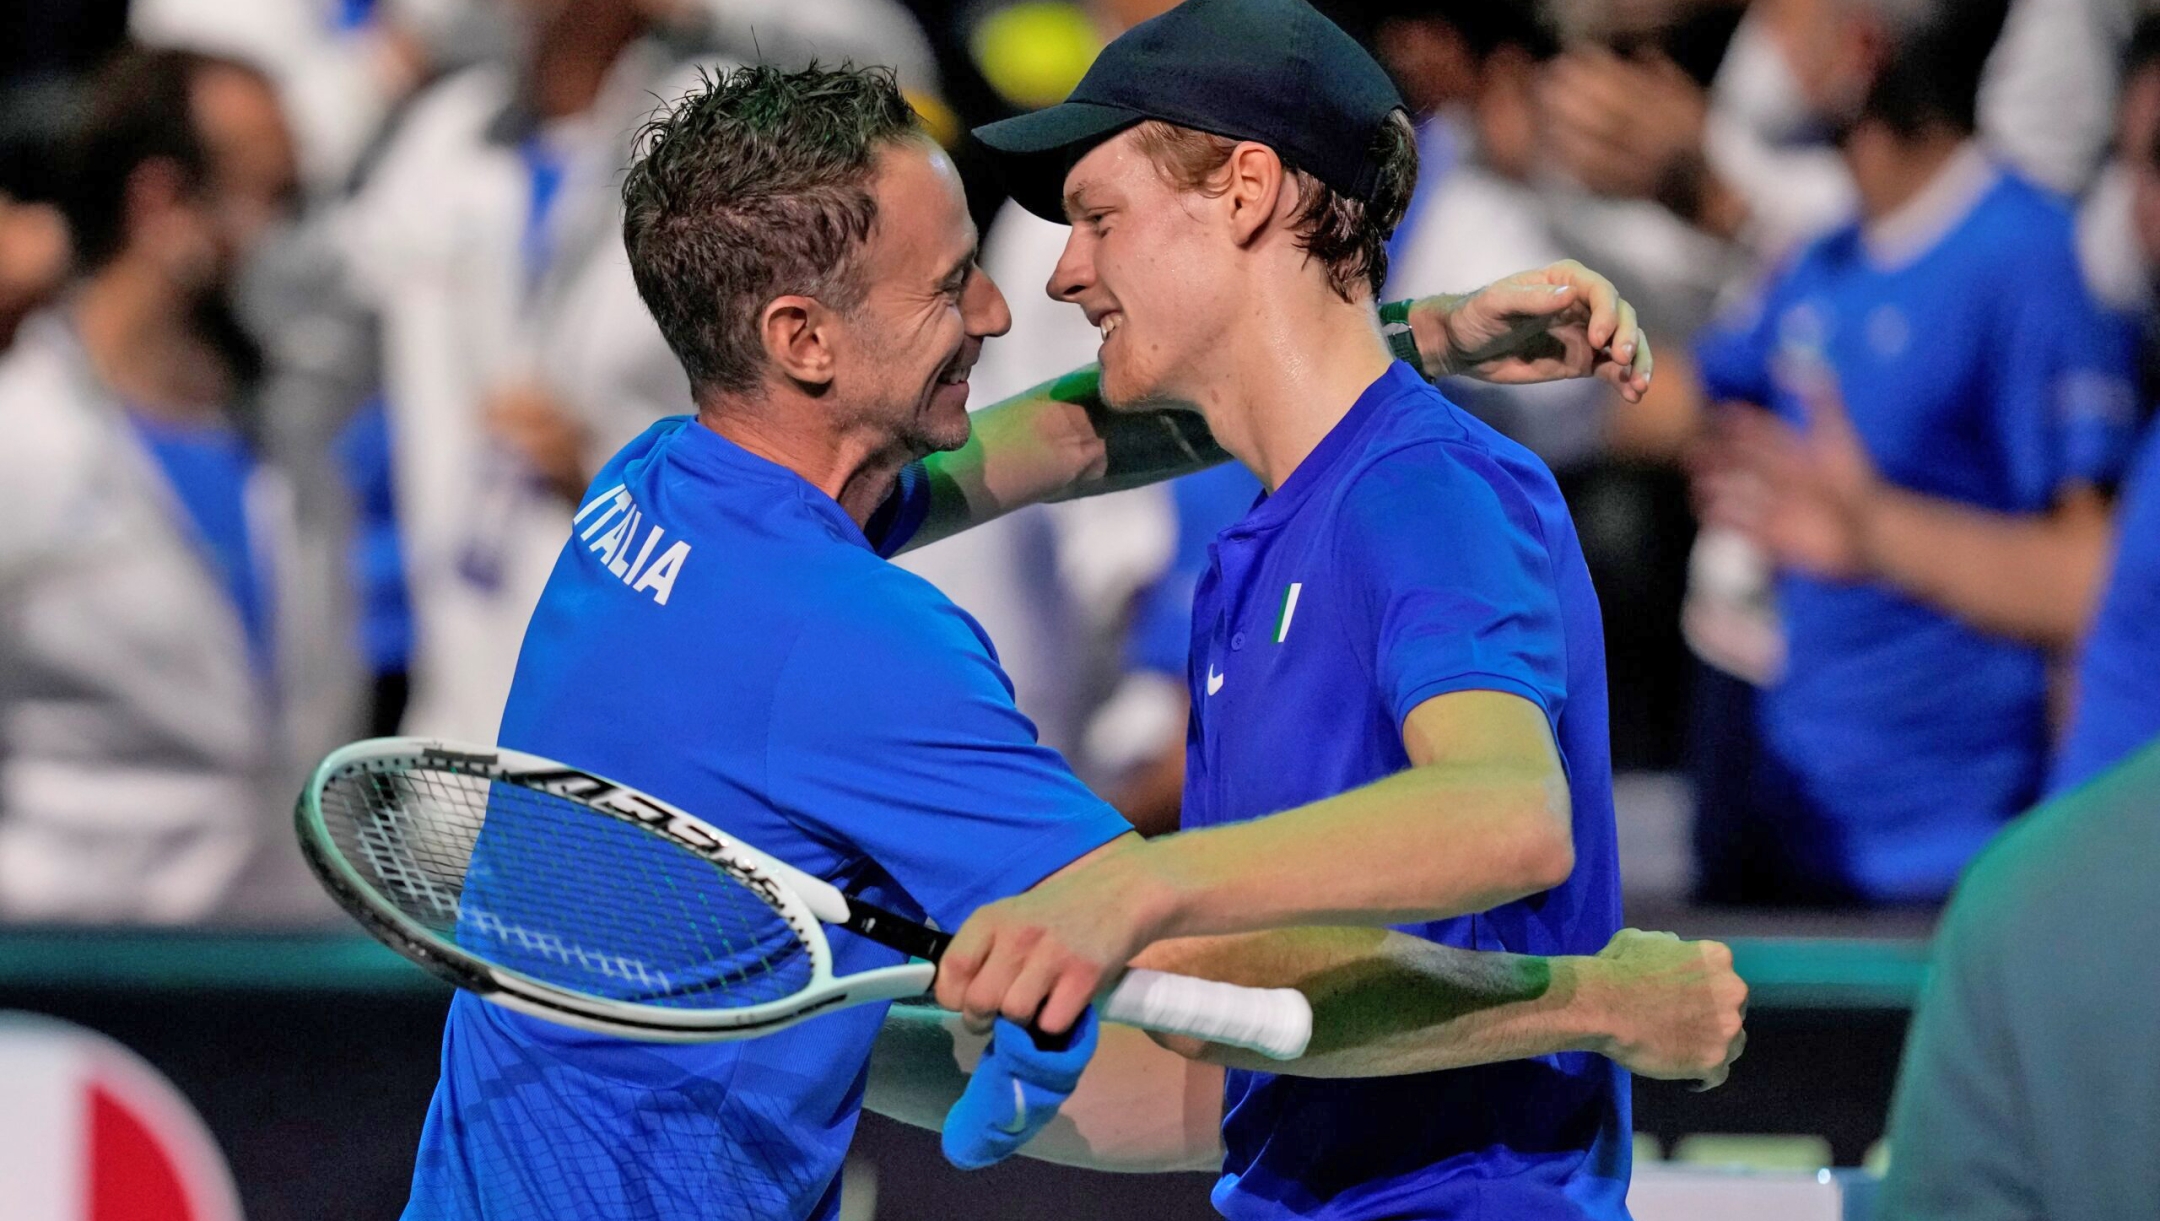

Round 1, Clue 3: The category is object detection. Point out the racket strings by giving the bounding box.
[318,764,815,1009]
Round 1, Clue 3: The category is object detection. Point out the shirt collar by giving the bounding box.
[1861,142,1998,272]
[1231,361,1425,535]
[665,417,879,551]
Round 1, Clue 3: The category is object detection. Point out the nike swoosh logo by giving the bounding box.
[1207,666,1225,696]
[996,1078,1030,1135]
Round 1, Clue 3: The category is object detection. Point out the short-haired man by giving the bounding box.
[1685,0,2139,903]
[0,46,349,924]
[937,0,1664,1211]
[401,60,1739,1220]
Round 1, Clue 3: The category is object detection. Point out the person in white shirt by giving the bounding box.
[0,48,355,925]
[1377,0,1611,474]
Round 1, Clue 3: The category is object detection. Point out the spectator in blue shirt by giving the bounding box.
[1687,0,2140,904]
[2052,37,2160,795]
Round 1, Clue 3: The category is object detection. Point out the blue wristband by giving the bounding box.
[940,1008,1101,1170]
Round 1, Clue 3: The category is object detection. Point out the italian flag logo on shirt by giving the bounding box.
[1273,582,1304,643]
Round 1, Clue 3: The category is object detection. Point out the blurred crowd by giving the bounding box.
[2,0,2158,928]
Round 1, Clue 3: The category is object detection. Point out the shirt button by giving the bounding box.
[1230,632,1246,650]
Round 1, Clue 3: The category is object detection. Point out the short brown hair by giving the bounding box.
[621,64,923,398]
[1130,110,1417,300]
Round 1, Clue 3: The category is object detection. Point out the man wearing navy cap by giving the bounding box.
[941,0,1654,1214]
[393,41,1746,1221]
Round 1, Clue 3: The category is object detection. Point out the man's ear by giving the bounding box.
[1223,141,1290,246]
[760,294,838,388]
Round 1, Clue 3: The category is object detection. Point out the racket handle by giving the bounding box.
[1101,969,1312,1061]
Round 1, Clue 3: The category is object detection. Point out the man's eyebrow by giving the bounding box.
[1061,186,1091,222]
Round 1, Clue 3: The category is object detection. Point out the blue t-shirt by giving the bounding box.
[404,418,1131,1221]
[129,412,270,665]
[2053,418,2160,793]
[1126,463,1265,678]
[331,396,414,675]
[1184,363,1628,1221]
[1692,164,2138,901]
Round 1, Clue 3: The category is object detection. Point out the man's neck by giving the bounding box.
[698,393,912,529]
[71,261,231,423]
[1843,121,1969,225]
[1192,279,1396,493]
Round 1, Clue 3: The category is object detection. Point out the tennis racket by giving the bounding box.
[297,738,1312,1059]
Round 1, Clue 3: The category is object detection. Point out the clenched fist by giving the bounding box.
[1584,928,1748,1088]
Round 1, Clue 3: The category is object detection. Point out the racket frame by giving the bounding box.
[297,737,937,1042]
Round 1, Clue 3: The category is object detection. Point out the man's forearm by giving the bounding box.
[905,295,1454,551]
[1133,927,1609,1078]
[1860,485,2113,651]
[1126,755,1572,943]
[902,366,1226,551]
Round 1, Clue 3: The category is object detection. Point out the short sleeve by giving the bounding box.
[766,576,1131,931]
[1337,445,1568,733]
[2053,422,2160,793]
[1693,275,1783,407]
[1992,238,2141,503]
[863,461,933,558]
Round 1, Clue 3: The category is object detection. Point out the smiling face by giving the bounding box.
[839,137,1012,456]
[1047,128,1244,409]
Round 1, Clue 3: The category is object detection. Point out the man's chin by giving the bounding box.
[914,396,974,455]
[1098,362,1174,414]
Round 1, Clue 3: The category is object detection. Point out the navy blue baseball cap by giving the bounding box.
[973,0,1407,223]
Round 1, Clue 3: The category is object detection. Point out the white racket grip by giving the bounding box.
[1101,968,1312,1061]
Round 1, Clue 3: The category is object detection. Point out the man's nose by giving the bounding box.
[968,267,1013,338]
[1047,231,1091,303]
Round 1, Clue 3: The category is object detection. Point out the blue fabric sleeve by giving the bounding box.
[1991,241,2140,503]
[1692,275,1784,407]
[1124,465,1263,677]
[1337,444,1568,732]
[766,574,1133,932]
[865,461,934,558]
[2053,421,2160,793]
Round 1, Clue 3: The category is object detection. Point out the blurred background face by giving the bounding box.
[187,63,298,284]
[845,138,1011,456]
[1049,129,1242,410]
[1759,0,1881,128]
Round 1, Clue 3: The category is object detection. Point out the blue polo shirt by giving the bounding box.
[1185,362,1628,1220]
[2053,418,2160,794]
[1693,161,2138,900]
[404,417,1131,1221]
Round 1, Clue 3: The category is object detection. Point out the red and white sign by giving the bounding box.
[0,1014,243,1221]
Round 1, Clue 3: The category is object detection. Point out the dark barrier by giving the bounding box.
[0,932,1927,1220]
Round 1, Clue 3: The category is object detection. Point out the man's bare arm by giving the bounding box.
[899,263,1655,551]
[933,690,1582,1034]
[900,367,1226,553]
[1696,391,2115,651]
[874,925,1744,1171]
[1131,926,1745,1085]
[1859,485,2113,651]
[875,926,1741,1171]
